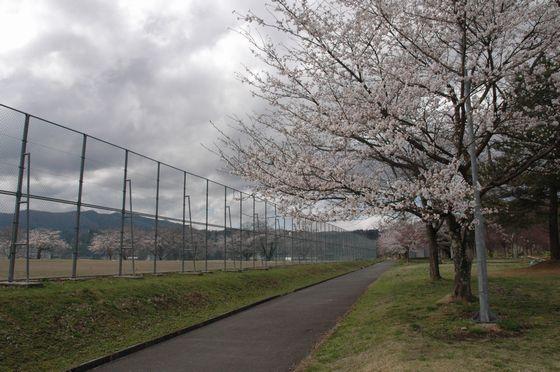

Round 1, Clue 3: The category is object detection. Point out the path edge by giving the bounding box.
[294,261,393,371]
[68,261,381,372]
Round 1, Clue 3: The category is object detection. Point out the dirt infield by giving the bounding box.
[0,258,288,280]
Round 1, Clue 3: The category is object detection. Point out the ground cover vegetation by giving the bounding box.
[301,260,560,371]
[0,261,370,371]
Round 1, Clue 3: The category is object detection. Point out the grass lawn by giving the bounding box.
[301,259,560,371]
[0,260,371,371]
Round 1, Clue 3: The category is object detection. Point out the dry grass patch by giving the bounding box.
[0,258,282,280]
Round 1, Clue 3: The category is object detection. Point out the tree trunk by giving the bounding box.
[446,216,473,302]
[36,248,42,260]
[425,222,442,280]
[550,181,559,260]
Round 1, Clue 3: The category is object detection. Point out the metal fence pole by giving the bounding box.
[304,223,307,262]
[153,161,160,274]
[205,179,209,272]
[315,221,319,263]
[305,221,308,264]
[345,229,347,261]
[283,217,286,264]
[224,186,227,271]
[187,194,194,271]
[296,219,303,265]
[127,180,135,275]
[310,221,314,263]
[252,195,256,268]
[312,221,316,263]
[71,134,87,278]
[264,201,268,267]
[239,193,243,270]
[292,220,296,264]
[182,172,186,273]
[337,227,340,261]
[118,150,129,276]
[8,114,30,282]
[314,221,318,263]
[24,153,30,281]
[274,205,278,266]
[324,223,327,262]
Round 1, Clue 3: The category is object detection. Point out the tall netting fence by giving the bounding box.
[0,104,376,281]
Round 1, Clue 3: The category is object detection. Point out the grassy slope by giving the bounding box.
[302,260,560,371]
[0,261,370,371]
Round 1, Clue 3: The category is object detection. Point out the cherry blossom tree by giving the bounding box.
[245,232,277,261]
[27,228,70,259]
[0,228,10,257]
[88,230,122,260]
[378,219,425,261]
[216,0,560,300]
[1,228,70,259]
[377,226,408,258]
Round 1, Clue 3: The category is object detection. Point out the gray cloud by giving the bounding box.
[0,0,264,186]
[0,0,376,230]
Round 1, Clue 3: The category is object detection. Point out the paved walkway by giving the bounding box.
[93,261,393,372]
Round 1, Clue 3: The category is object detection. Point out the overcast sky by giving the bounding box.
[0,0,378,230]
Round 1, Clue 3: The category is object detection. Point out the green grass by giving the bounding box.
[0,261,372,371]
[302,260,560,371]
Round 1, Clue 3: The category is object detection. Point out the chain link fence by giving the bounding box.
[0,103,376,282]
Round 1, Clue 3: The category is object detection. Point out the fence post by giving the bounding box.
[182,171,186,273]
[291,219,294,264]
[283,217,286,264]
[324,223,327,262]
[224,186,227,271]
[153,162,160,274]
[187,194,194,271]
[239,193,243,270]
[24,153,30,281]
[71,134,87,278]
[274,204,278,266]
[7,114,30,282]
[264,201,268,267]
[205,179,209,272]
[344,229,347,261]
[127,180,135,275]
[252,195,256,268]
[315,221,319,263]
[119,150,128,276]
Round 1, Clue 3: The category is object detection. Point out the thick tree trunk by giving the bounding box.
[36,249,42,260]
[425,222,441,280]
[550,181,559,260]
[446,216,473,301]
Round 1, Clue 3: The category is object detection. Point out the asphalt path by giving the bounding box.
[93,261,393,372]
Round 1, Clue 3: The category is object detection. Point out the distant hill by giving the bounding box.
[0,210,379,239]
[353,229,379,240]
[0,209,174,232]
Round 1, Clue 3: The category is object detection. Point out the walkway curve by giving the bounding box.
[93,261,393,372]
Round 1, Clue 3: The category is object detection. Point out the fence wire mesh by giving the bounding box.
[0,104,376,281]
